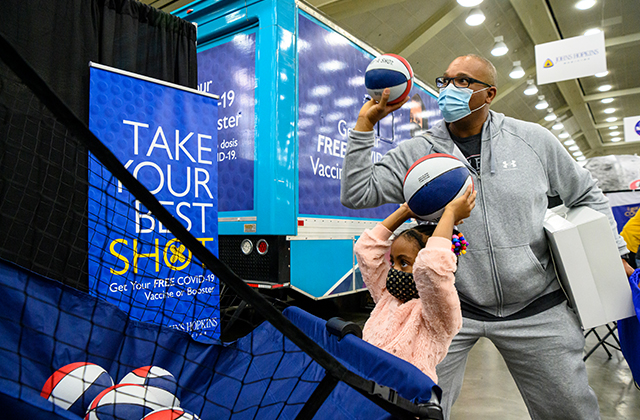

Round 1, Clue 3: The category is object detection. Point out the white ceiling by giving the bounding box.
[148,0,640,159]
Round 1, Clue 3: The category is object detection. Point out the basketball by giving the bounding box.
[142,407,202,420]
[118,366,180,407]
[41,361,114,417]
[85,384,165,420]
[403,154,474,221]
[364,54,413,105]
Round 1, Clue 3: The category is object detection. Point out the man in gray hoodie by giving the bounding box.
[341,54,634,419]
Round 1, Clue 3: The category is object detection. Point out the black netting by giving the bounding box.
[0,32,443,420]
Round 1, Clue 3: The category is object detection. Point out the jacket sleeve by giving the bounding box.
[413,237,462,338]
[540,126,628,254]
[340,130,427,209]
[354,223,393,303]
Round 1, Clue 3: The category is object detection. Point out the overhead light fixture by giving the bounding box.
[457,0,484,7]
[568,145,580,151]
[609,125,618,129]
[606,117,618,122]
[576,156,586,161]
[509,61,525,79]
[544,109,557,121]
[601,98,614,104]
[583,28,602,36]
[564,139,576,146]
[610,131,620,136]
[603,108,616,114]
[535,95,549,110]
[595,71,609,77]
[575,0,596,10]
[491,36,508,56]
[598,84,612,92]
[524,79,538,95]
[559,132,570,139]
[611,137,622,142]
[572,151,583,157]
[552,123,564,130]
[465,8,485,26]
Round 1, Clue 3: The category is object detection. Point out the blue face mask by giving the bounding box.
[437,84,489,123]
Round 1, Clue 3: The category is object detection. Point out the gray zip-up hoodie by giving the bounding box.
[341,110,627,317]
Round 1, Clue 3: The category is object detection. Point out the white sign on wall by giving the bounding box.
[623,115,640,142]
[535,32,607,85]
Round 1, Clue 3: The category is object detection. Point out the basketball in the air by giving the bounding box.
[41,361,114,417]
[364,54,413,105]
[118,366,179,407]
[84,384,165,420]
[142,407,202,420]
[403,154,474,221]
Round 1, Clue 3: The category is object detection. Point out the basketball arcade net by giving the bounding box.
[0,33,442,419]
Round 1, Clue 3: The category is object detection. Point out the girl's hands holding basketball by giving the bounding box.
[354,88,409,132]
[443,186,476,224]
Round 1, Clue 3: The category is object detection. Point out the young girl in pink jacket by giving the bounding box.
[354,186,476,382]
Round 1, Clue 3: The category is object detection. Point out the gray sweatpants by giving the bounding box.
[435,301,601,420]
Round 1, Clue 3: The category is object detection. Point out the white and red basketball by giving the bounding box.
[85,384,165,420]
[118,366,179,407]
[41,362,114,417]
[142,407,202,420]
[365,54,414,105]
[403,154,474,221]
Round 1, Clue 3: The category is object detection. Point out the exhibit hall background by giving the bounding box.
[0,0,198,289]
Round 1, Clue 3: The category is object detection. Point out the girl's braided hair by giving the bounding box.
[395,224,466,255]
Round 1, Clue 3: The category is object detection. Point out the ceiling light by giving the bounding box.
[609,125,618,129]
[598,84,612,92]
[535,95,549,110]
[595,71,609,77]
[611,137,622,142]
[610,131,620,136]
[491,36,508,56]
[583,28,602,36]
[524,79,538,95]
[601,98,614,104]
[564,139,576,146]
[576,156,586,161]
[603,108,616,114]
[457,0,484,6]
[572,151,583,157]
[509,61,525,79]
[559,132,570,139]
[568,145,580,151]
[606,117,618,122]
[544,110,557,121]
[575,0,596,10]
[465,8,485,26]
[552,123,564,130]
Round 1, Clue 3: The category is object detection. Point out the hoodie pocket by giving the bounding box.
[493,244,548,304]
[456,244,548,308]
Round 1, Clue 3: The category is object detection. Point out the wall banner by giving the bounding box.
[88,63,220,340]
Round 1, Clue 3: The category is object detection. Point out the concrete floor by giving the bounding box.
[450,324,640,420]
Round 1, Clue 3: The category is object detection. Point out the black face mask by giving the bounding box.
[386,268,419,303]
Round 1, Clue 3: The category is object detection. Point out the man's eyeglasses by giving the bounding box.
[435,76,493,89]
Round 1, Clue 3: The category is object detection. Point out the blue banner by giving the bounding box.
[197,33,256,212]
[88,65,220,340]
[297,15,442,219]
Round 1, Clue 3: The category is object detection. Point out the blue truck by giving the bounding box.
[174,0,444,300]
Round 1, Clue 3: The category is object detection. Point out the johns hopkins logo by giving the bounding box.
[635,121,640,136]
[543,59,554,68]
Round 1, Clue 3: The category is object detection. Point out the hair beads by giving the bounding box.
[452,233,468,256]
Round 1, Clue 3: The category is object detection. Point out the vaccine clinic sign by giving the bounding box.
[535,32,606,85]
[88,63,220,340]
